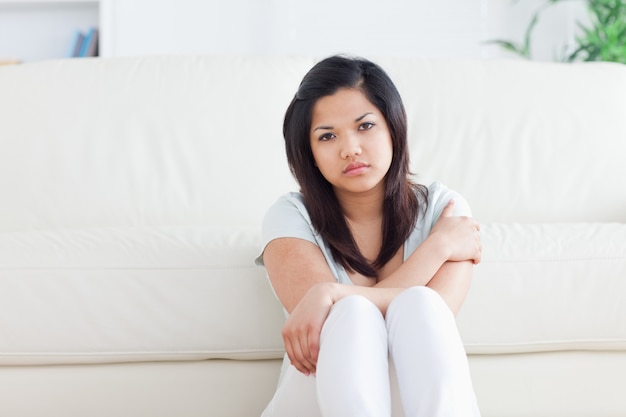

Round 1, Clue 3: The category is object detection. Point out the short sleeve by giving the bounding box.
[404,182,473,259]
[426,181,472,229]
[255,192,317,266]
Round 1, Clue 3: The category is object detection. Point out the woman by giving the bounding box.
[256,55,482,417]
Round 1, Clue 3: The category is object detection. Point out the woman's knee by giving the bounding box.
[387,286,451,322]
[322,295,386,340]
[328,294,382,322]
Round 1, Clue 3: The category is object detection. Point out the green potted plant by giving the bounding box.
[489,0,626,64]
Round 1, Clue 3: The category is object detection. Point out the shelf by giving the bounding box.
[0,0,99,62]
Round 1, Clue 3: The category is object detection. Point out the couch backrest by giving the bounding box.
[1,56,625,233]
[0,56,307,233]
[383,58,626,223]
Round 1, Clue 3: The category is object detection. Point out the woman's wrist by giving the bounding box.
[311,281,341,305]
[425,232,452,264]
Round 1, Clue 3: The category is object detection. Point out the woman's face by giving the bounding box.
[309,88,393,199]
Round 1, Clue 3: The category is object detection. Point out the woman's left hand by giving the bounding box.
[429,199,482,264]
[281,282,335,376]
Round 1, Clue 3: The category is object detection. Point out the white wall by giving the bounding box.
[0,0,589,62]
[101,0,589,61]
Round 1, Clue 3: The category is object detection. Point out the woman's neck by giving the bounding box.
[335,184,385,225]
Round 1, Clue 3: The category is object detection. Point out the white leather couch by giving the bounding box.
[1,56,625,417]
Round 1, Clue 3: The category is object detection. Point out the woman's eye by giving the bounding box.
[319,133,336,141]
[359,122,375,131]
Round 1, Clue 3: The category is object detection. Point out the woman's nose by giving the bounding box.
[340,135,362,159]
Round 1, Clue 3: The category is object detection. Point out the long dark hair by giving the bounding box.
[283,55,428,278]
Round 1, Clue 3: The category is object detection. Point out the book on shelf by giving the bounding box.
[69,30,85,57]
[68,27,99,58]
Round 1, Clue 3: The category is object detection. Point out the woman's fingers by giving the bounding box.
[297,332,316,375]
[441,199,455,217]
[285,334,309,375]
[281,283,334,376]
[308,327,320,366]
[283,327,317,375]
[472,221,482,264]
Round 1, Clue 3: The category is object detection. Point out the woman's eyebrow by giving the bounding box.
[355,112,373,122]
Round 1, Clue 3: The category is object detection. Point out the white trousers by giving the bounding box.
[261,286,481,417]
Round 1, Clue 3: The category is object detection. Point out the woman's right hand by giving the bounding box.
[429,200,482,264]
[281,282,335,376]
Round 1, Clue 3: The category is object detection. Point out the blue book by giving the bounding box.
[79,28,99,57]
[69,30,85,58]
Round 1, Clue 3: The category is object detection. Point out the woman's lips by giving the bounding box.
[343,161,369,175]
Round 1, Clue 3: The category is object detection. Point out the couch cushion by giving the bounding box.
[457,223,626,354]
[0,227,285,366]
[3,222,623,365]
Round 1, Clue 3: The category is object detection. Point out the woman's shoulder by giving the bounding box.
[266,192,309,220]
[421,181,472,223]
[256,192,319,266]
[274,191,305,206]
[261,191,316,241]
[412,181,453,202]
[425,181,451,199]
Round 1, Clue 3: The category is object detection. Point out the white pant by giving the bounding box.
[261,286,481,417]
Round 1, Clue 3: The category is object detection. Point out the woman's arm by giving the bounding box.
[375,199,481,314]
[426,260,474,314]
[264,237,466,375]
[263,200,480,374]
[266,200,479,312]
[264,239,404,375]
[263,239,360,375]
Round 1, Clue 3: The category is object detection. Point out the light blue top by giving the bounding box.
[255,182,471,284]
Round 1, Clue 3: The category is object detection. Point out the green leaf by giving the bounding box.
[484,40,530,58]
[490,0,626,63]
